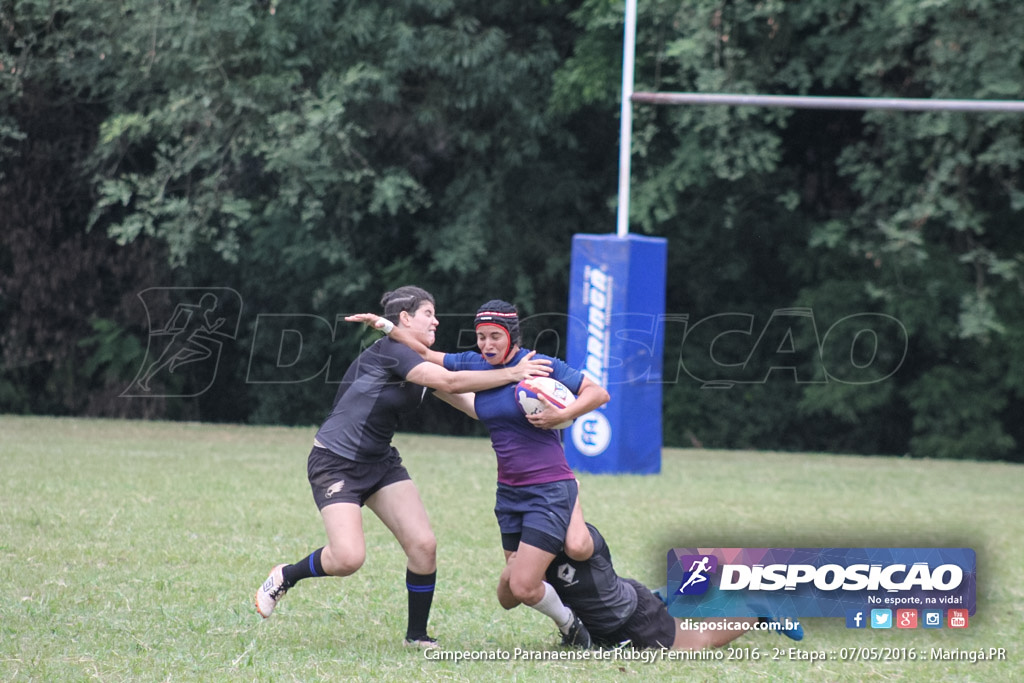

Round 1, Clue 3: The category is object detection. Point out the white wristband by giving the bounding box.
[375,318,395,335]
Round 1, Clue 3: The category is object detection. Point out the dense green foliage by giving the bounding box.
[2,1,1022,460]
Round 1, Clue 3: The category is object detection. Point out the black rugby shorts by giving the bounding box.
[307,446,411,509]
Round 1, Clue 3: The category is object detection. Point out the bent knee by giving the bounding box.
[496,576,519,610]
[508,575,543,605]
[325,548,366,577]
[407,532,436,563]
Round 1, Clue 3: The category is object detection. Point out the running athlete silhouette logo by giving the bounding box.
[676,554,718,596]
[124,287,242,397]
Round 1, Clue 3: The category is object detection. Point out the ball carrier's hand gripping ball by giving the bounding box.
[515,377,577,430]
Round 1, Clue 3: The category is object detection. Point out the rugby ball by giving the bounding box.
[514,377,576,430]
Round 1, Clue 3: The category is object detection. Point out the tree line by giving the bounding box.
[2,0,1022,461]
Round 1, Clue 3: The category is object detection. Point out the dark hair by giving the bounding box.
[380,286,435,323]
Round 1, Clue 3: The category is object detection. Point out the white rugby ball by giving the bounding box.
[514,376,577,430]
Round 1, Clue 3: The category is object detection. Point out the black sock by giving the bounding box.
[281,548,325,588]
[405,569,436,640]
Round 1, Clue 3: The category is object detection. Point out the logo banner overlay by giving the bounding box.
[124,287,242,398]
[666,548,976,620]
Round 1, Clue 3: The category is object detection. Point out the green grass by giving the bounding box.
[1,415,1021,681]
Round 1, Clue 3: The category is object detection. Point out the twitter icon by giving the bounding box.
[871,609,892,629]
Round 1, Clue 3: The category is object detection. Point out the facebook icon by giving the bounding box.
[846,609,866,629]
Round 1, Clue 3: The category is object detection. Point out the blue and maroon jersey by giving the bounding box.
[443,348,583,486]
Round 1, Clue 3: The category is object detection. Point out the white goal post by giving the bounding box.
[615,0,1024,237]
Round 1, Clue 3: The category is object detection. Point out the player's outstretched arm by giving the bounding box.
[406,353,550,393]
[345,313,444,365]
[345,312,551,393]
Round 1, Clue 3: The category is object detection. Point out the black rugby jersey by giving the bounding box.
[546,524,638,635]
[314,337,427,462]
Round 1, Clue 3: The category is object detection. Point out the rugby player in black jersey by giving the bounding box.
[255,286,551,649]
[499,522,804,649]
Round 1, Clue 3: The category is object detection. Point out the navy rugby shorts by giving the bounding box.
[495,479,577,555]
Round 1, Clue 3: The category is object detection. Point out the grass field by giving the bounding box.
[1,415,1021,681]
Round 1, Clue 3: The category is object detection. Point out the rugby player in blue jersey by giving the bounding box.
[355,300,610,648]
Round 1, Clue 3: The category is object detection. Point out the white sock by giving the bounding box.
[529,582,574,633]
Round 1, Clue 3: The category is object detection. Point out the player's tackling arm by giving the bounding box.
[345,312,551,393]
[405,354,548,393]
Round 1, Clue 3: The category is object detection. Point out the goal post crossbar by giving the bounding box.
[630,91,1024,113]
